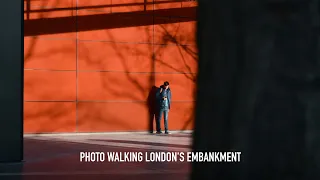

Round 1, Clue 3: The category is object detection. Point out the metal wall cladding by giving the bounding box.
[24,0,197,133]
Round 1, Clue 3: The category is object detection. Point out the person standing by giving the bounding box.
[155,81,172,134]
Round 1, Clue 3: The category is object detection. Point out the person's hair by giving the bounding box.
[163,81,169,86]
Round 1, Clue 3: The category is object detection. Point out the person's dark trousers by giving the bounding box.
[156,108,169,133]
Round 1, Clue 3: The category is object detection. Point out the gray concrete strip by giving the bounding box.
[0,169,188,176]
[26,137,190,152]
[24,130,193,137]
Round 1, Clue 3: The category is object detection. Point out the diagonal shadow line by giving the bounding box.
[24,7,196,36]
[177,46,194,78]
[180,113,194,131]
[24,0,63,63]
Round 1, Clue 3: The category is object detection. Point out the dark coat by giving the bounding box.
[155,85,172,109]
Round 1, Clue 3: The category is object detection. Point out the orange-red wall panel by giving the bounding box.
[110,0,153,13]
[24,102,76,133]
[154,44,197,73]
[77,0,153,15]
[78,72,152,101]
[77,102,149,132]
[24,0,75,20]
[77,18,153,42]
[77,41,153,72]
[155,74,195,101]
[153,0,196,18]
[24,38,76,70]
[154,18,196,45]
[24,70,77,101]
[169,102,194,130]
[24,0,197,133]
[77,0,111,16]
[182,0,197,8]
[24,0,75,8]
[78,0,111,7]
[26,9,76,19]
[24,0,76,37]
[153,0,182,10]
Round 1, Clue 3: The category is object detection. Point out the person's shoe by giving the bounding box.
[156,131,163,134]
[165,131,170,134]
[149,131,154,134]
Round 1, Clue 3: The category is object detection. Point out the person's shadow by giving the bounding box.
[147,86,159,133]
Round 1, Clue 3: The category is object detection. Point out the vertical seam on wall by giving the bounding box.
[152,0,155,86]
[110,0,112,13]
[75,0,79,133]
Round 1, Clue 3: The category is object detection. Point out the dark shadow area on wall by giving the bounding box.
[147,86,159,133]
[24,2,196,36]
[0,137,190,180]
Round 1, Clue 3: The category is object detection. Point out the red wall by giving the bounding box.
[24,0,197,133]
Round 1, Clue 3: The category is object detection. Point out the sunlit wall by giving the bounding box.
[24,0,197,133]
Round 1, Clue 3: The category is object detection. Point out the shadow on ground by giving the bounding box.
[0,133,191,180]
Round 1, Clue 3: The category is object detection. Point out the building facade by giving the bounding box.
[24,0,197,133]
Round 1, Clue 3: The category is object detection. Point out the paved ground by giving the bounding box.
[0,132,192,180]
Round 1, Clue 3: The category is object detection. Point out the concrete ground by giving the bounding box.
[0,131,192,180]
